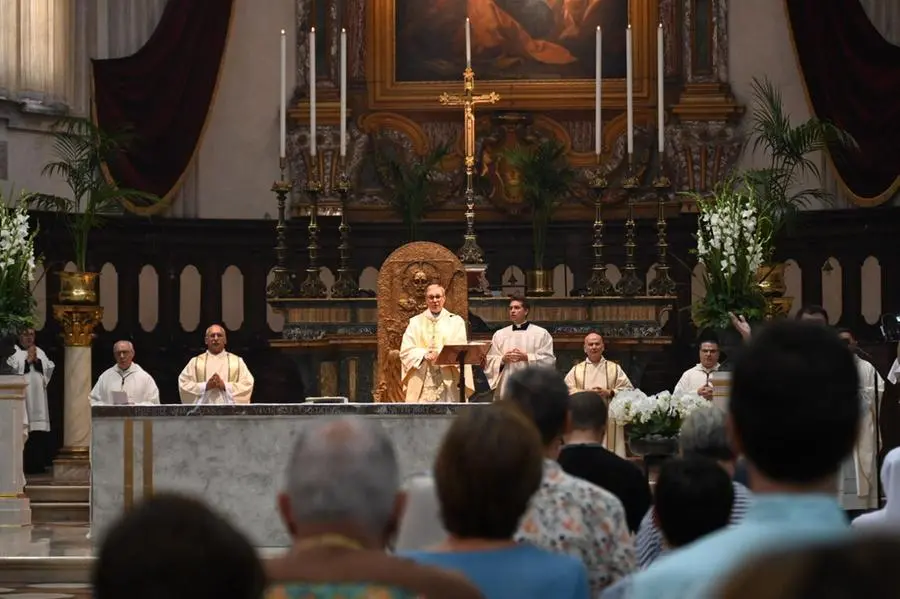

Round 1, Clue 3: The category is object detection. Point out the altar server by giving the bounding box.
[484,295,555,398]
[673,332,720,400]
[178,324,254,404]
[90,341,160,405]
[564,332,633,456]
[400,283,473,403]
[9,328,54,436]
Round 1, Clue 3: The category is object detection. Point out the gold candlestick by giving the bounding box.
[330,165,358,298]
[648,166,677,297]
[266,158,296,298]
[297,154,327,298]
[585,158,617,296]
[616,160,644,296]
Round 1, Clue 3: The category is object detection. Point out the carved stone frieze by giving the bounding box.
[666,121,743,191]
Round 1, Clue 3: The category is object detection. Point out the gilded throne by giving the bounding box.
[373,242,469,402]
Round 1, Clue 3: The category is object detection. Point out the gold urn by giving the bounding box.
[756,263,787,297]
[526,269,554,297]
[58,271,100,305]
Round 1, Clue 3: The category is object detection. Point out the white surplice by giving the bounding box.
[399,308,474,403]
[840,355,884,510]
[673,363,719,398]
[9,344,54,433]
[178,351,254,405]
[90,363,160,405]
[564,357,634,457]
[484,322,555,397]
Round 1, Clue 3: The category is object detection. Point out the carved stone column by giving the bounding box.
[0,375,30,525]
[52,305,103,482]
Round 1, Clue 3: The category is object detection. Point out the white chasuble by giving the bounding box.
[400,309,473,403]
[90,363,160,405]
[484,322,555,397]
[564,358,634,457]
[840,356,884,510]
[10,345,54,433]
[178,351,255,405]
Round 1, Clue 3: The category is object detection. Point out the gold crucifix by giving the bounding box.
[438,67,500,265]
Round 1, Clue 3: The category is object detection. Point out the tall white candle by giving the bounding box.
[657,23,665,153]
[279,29,286,160]
[626,24,633,156]
[465,18,472,66]
[595,26,602,156]
[309,27,316,157]
[340,28,347,158]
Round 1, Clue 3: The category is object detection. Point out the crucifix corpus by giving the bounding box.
[439,65,500,265]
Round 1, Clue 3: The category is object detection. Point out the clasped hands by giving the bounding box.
[590,386,614,401]
[26,347,37,363]
[206,373,227,391]
[501,348,528,365]
[697,384,714,400]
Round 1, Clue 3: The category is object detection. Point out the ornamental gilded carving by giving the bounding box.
[52,305,104,347]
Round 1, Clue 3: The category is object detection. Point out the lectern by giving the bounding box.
[436,342,491,403]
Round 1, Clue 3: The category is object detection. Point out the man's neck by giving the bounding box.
[208,349,225,356]
[564,430,606,446]
[587,356,604,364]
[435,535,517,552]
[291,521,382,552]
[746,463,838,495]
[429,309,442,318]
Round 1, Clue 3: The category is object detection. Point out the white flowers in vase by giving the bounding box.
[0,192,38,339]
[609,389,709,440]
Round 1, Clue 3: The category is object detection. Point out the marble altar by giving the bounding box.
[90,403,474,547]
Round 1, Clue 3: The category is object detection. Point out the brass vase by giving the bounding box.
[526,269,554,296]
[58,271,100,305]
[756,263,793,319]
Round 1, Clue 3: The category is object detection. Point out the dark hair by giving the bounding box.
[653,456,734,548]
[796,305,829,322]
[697,328,720,345]
[568,391,608,432]
[502,366,570,446]
[93,494,265,599]
[731,320,859,483]
[434,403,544,540]
[508,294,530,312]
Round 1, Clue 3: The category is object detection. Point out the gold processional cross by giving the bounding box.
[438,66,500,265]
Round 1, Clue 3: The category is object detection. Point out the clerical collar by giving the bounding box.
[512,322,530,331]
[428,310,443,319]
[697,363,719,374]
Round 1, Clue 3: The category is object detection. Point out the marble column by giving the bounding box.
[0,375,31,526]
[52,305,103,483]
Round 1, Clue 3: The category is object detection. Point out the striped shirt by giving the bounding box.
[635,481,752,568]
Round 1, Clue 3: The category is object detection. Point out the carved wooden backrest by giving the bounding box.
[374,242,468,402]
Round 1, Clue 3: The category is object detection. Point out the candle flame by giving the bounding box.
[341,27,346,33]
[627,23,631,29]
[280,29,285,35]
[311,26,315,33]
[597,25,600,31]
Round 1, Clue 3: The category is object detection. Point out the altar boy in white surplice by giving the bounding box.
[9,328,54,437]
[178,324,255,405]
[90,341,160,405]
[484,295,555,399]
[564,332,633,457]
[400,283,474,403]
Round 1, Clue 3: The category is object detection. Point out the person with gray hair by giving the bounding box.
[634,406,753,567]
[265,416,484,599]
[89,340,160,405]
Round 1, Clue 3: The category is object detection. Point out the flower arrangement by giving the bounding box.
[608,389,708,440]
[0,191,38,340]
[688,175,771,329]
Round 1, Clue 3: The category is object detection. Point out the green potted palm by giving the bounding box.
[27,116,158,304]
[503,138,575,296]
[374,136,449,242]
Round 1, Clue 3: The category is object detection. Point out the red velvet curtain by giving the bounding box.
[91,0,235,208]
[785,0,900,204]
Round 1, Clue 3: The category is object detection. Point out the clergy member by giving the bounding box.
[673,332,720,399]
[564,332,633,456]
[9,328,54,438]
[838,328,884,511]
[178,324,255,404]
[484,295,555,398]
[399,283,473,403]
[90,341,160,405]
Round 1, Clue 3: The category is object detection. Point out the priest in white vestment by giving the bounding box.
[484,295,555,398]
[178,324,255,404]
[673,334,720,400]
[9,328,54,437]
[90,341,160,405]
[564,332,633,456]
[399,283,474,403]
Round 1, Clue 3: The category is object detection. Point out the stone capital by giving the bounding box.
[52,305,104,347]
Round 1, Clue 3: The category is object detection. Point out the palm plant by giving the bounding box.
[503,139,575,270]
[26,116,157,272]
[374,137,449,241]
[744,77,855,257]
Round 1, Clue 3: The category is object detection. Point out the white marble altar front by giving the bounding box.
[0,375,30,526]
[91,403,473,547]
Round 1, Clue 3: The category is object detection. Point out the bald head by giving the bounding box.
[204,324,226,354]
[113,340,134,370]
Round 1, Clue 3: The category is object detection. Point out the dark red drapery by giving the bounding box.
[785,0,900,204]
[91,0,235,210]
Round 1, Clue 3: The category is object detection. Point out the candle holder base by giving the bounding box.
[298,273,327,299]
[457,234,485,266]
[331,276,359,299]
[266,268,295,299]
[586,269,618,297]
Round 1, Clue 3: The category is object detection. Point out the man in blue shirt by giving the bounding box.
[625,320,860,599]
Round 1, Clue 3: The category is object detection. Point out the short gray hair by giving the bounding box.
[283,416,399,534]
[680,405,735,461]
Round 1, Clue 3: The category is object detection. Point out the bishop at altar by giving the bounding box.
[178,324,255,405]
[400,284,474,403]
[484,295,555,398]
[90,341,160,405]
[564,333,633,457]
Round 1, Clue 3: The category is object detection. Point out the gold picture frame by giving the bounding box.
[366,0,659,111]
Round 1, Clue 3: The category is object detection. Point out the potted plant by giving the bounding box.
[503,138,575,296]
[374,136,449,242]
[26,116,157,304]
[0,190,39,374]
[608,389,708,456]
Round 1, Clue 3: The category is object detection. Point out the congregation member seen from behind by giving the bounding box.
[93,494,265,599]
[402,403,590,599]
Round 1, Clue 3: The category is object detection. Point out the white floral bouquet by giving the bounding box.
[689,175,770,329]
[0,191,38,339]
[609,389,708,440]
